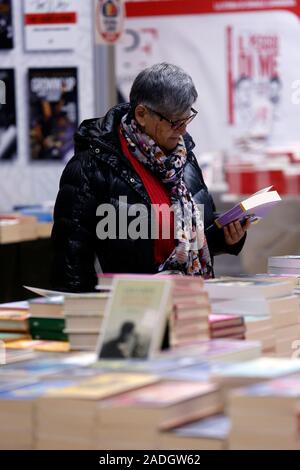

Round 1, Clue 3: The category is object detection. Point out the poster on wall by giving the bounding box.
[0,0,14,49]
[226,26,282,159]
[116,1,300,159]
[28,67,78,161]
[0,69,17,161]
[23,0,78,51]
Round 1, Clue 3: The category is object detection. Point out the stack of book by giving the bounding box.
[36,373,158,449]
[244,316,275,354]
[28,296,67,342]
[159,414,230,450]
[0,309,29,335]
[170,294,211,347]
[209,314,245,340]
[206,278,299,356]
[14,206,53,239]
[245,299,300,358]
[98,274,210,349]
[0,303,31,351]
[96,380,221,450]
[228,375,300,449]
[165,276,210,347]
[162,338,261,364]
[64,293,110,351]
[0,352,96,449]
[0,214,38,244]
[29,317,67,342]
[211,357,300,401]
[0,378,76,450]
[268,256,300,277]
[268,257,300,298]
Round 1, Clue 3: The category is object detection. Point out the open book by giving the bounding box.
[214,186,281,229]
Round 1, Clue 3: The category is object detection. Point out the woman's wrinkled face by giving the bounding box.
[134,105,194,152]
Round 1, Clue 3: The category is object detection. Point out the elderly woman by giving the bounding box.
[52,63,249,292]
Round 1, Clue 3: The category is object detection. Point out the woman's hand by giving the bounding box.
[224,219,251,246]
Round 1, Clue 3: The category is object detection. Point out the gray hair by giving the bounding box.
[129,63,198,116]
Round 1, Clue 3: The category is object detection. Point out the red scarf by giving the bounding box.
[119,129,175,267]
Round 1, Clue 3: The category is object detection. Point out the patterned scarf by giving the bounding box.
[121,114,213,278]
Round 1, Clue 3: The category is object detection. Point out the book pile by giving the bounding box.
[64,293,110,351]
[206,278,300,356]
[209,314,245,340]
[211,357,300,400]
[244,316,275,353]
[228,375,300,449]
[162,338,261,364]
[0,302,31,348]
[0,378,76,450]
[169,278,211,347]
[35,373,158,450]
[96,381,221,450]
[268,256,300,282]
[0,214,38,244]
[159,414,230,450]
[13,206,53,239]
[0,310,29,335]
[98,274,210,349]
[28,296,66,342]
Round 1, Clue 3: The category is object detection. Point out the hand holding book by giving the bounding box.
[214,186,281,230]
[223,218,251,245]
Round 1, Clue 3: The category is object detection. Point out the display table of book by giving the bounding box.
[0,267,300,450]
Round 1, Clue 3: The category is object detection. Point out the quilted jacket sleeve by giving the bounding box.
[51,151,104,292]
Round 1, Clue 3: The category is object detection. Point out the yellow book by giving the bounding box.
[45,373,159,400]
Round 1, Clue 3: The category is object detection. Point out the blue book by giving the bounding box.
[0,355,95,378]
[173,415,230,440]
[0,379,77,400]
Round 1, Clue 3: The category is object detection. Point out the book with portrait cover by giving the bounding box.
[28,67,78,161]
[0,0,14,49]
[0,68,17,161]
[97,276,172,360]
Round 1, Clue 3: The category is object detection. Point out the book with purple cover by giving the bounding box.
[214,186,281,228]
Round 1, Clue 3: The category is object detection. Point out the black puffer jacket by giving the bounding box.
[51,103,245,292]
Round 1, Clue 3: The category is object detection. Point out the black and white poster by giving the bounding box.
[28,67,78,161]
[0,69,17,161]
[0,0,14,49]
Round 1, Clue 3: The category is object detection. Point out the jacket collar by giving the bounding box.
[75,103,197,203]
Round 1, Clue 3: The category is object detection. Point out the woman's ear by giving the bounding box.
[134,104,147,128]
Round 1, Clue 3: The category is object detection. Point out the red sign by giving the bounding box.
[25,13,77,25]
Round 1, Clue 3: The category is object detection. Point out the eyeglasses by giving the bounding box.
[146,106,198,130]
